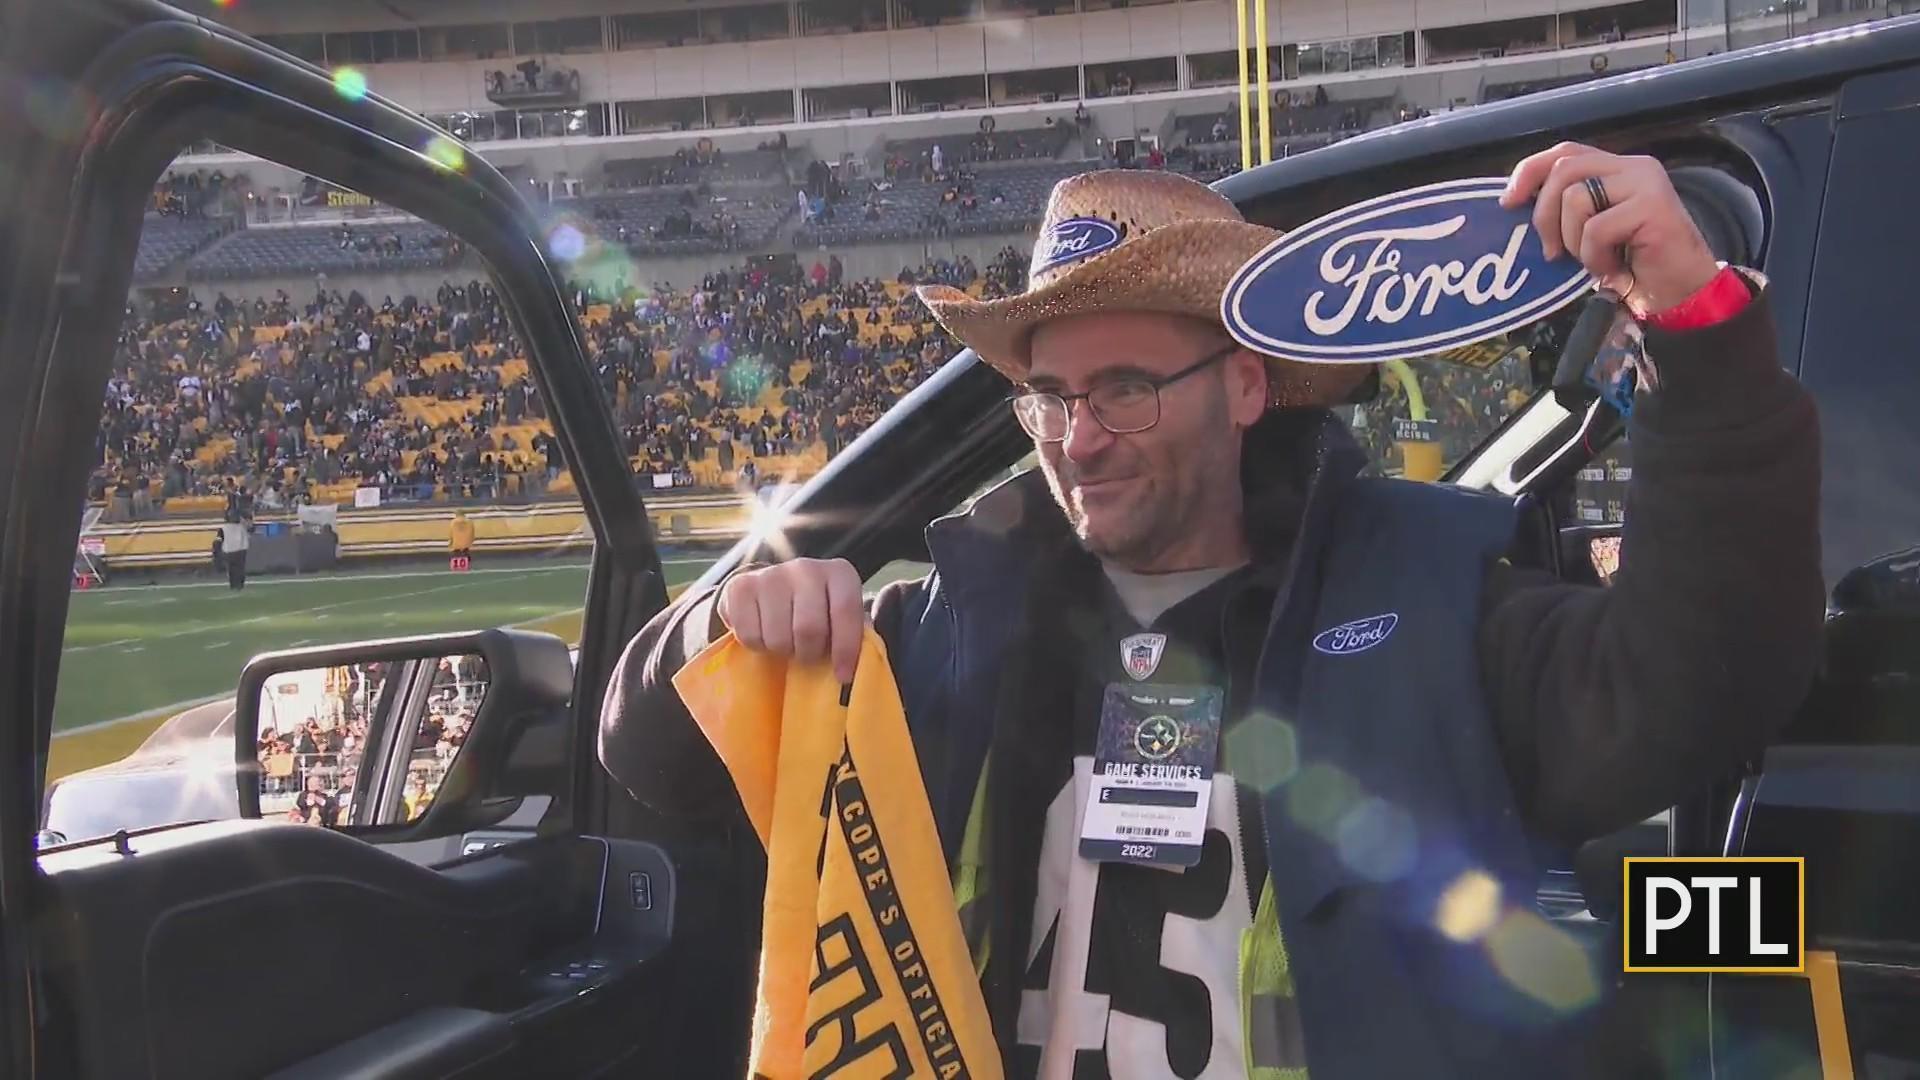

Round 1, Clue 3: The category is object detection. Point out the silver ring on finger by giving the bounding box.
[1584,175,1612,215]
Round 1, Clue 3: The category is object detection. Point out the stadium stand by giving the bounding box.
[184,221,466,281]
[568,186,795,254]
[602,144,790,188]
[794,159,1089,247]
[1173,94,1397,150]
[94,247,1026,520]
[881,122,1075,170]
[132,214,236,281]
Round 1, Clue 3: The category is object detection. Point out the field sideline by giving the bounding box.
[49,555,718,781]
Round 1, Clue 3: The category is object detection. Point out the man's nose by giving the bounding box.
[1060,396,1114,462]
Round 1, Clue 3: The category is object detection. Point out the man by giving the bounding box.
[448,510,475,569]
[219,511,250,591]
[600,155,1822,1077]
[292,773,338,829]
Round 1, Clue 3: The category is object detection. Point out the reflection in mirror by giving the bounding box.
[1590,536,1622,585]
[405,654,490,822]
[254,653,488,827]
[258,661,389,826]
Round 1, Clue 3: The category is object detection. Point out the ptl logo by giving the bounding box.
[1623,857,1805,973]
[1311,613,1398,656]
[1221,178,1593,365]
[1034,217,1122,274]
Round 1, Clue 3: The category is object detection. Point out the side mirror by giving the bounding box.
[234,629,572,834]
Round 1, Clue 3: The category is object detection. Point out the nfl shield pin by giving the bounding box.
[1121,633,1167,681]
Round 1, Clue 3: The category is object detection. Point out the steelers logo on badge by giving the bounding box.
[1134,714,1182,761]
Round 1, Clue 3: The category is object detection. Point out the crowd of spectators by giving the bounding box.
[100,225,1533,521]
[94,278,573,518]
[94,247,1029,518]
[573,246,1025,476]
[1346,355,1531,472]
[151,171,235,219]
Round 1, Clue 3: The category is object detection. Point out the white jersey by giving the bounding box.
[1017,757,1256,1079]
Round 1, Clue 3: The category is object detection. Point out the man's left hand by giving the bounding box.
[1500,142,1720,317]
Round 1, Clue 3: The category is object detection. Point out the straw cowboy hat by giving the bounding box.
[917,169,1369,407]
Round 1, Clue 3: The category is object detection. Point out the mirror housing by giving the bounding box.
[235,629,572,830]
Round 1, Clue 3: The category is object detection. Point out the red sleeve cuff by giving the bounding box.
[1641,266,1753,332]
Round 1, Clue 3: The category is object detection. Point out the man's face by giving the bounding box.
[1024,312,1267,572]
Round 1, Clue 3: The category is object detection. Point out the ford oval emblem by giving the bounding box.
[1221,178,1593,365]
[1312,613,1400,656]
[1035,216,1122,275]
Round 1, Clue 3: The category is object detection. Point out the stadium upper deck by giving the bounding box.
[159,0,1828,188]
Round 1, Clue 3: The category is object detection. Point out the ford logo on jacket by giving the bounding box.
[1221,178,1593,365]
[1312,613,1399,655]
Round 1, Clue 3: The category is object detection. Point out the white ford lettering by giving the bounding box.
[1646,877,1692,956]
[1328,624,1387,652]
[1038,218,1118,270]
[1311,613,1399,655]
[1304,219,1533,337]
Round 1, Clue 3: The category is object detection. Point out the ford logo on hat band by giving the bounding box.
[1034,216,1123,276]
[1221,178,1593,365]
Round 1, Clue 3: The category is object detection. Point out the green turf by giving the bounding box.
[54,559,711,733]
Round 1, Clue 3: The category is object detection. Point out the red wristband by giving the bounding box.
[1641,266,1753,332]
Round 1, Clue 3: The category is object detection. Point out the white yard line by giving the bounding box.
[54,558,710,738]
[71,579,488,661]
[66,638,134,654]
[66,557,711,596]
[53,692,229,737]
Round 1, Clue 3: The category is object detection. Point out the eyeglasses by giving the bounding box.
[1009,344,1239,443]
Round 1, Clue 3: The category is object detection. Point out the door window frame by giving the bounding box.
[0,20,672,1068]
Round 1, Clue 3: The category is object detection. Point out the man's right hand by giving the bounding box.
[716,557,868,684]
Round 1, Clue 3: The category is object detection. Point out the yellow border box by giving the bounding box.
[1620,856,1806,974]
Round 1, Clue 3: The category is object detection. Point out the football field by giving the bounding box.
[49,554,719,781]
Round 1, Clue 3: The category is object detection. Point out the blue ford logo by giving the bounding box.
[1221,178,1592,365]
[1035,217,1122,275]
[1312,613,1399,656]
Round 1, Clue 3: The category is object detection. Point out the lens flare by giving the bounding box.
[23,77,91,140]
[548,224,586,262]
[1283,763,1360,839]
[1221,711,1297,793]
[332,67,368,102]
[1334,796,1416,882]
[1435,870,1503,943]
[424,136,466,173]
[1485,909,1601,1014]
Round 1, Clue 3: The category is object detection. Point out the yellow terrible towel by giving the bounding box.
[675,628,1002,1080]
